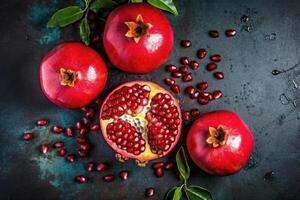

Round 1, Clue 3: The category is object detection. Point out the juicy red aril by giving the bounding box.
[81,107,88,112]
[66,127,74,137]
[83,117,91,126]
[197,49,207,59]
[171,70,182,78]
[198,96,209,105]
[209,30,219,38]
[90,124,99,131]
[78,148,87,157]
[210,54,221,62]
[53,125,63,134]
[119,170,129,181]
[191,109,200,117]
[145,188,155,197]
[166,64,177,72]
[190,60,199,70]
[226,29,237,37]
[185,86,195,95]
[179,66,188,74]
[164,162,174,171]
[103,174,114,182]
[180,40,192,48]
[77,136,86,144]
[198,82,208,91]
[214,72,224,79]
[79,127,88,135]
[206,63,217,71]
[171,85,180,93]
[76,122,83,130]
[75,175,87,183]
[203,92,213,101]
[41,144,50,153]
[66,154,76,162]
[180,57,189,65]
[164,78,175,86]
[24,132,33,140]
[182,111,191,121]
[80,143,90,151]
[37,119,47,126]
[152,162,164,169]
[58,148,67,156]
[191,91,200,99]
[97,163,109,171]
[155,168,164,177]
[87,162,95,171]
[86,108,95,118]
[53,141,64,148]
[183,73,192,82]
[213,90,223,99]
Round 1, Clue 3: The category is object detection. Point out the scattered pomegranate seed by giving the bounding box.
[190,60,199,70]
[179,65,188,74]
[198,82,208,91]
[210,54,221,62]
[76,122,83,130]
[185,86,195,95]
[86,108,95,118]
[213,90,223,99]
[79,127,88,135]
[171,70,182,78]
[37,119,47,126]
[81,107,88,112]
[182,111,190,121]
[164,78,175,86]
[206,63,217,71]
[78,148,87,157]
[65,127,74,137]
[154,168,164,177]
[145,188,155,197]
[77,136,86,144]
[152,162,164,169]
[66,154,76,162]
[82,117,91,126]
[23,132,33,140]
[41,144,50,153]
[52,125,63,134]
[171,85,180,94]
[164,162,174,171]
[198,96,209,105]
[182,73,192,82]
[53,141,64,148]
[57,148,67,156]
[75,175,87,183]
[119,170,129,181]
[197,49,207,59]
[166,64,177,72]
[90,124,99,131]
[97,163,109,171]
[191,109,200,117]
[80,143,90,151]
[225,29,237,37]
[103,174,114,182]
[209,30,219,38]
[180,57,189,65]
[191,91,200,99]
[203,92,213,101]
[180,40,192,47]
[214,71,224,79]
[86,162,95,171]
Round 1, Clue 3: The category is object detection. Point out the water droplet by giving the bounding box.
[279,93,290,105]
[272,69,282,75]
[264,171,275,181]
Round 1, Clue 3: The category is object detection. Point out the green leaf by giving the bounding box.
[131,0,143,2]
[186,185,213,200]
[90,0,118,13]
[147,0,178,15]
[173,186,182,200]
[79,17,90,45]
[164,186,183,200]
[165,187,177,200]
[47,6,84,28]
[176,147,190,181]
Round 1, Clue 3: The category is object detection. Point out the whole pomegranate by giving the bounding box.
[99,81,182,166]
[187,110,254,175]
[40,42,107,109]
[103,3,174,74]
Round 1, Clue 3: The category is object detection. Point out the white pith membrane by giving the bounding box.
[100,82,181,166]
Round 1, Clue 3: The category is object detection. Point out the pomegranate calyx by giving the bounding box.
[60,68,77,87]
[136,160,148,167]
[125,14,153,43]
[206,125,228,148]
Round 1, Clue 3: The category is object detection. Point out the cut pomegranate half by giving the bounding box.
[100,81,182,166]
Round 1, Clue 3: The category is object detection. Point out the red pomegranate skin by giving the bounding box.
[187,110,254,175]
[40,42,107,109]
[103,3,174,74]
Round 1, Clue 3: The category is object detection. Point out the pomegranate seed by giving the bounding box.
[182,111,190,121]
[78,148,87,157]
[191,109,200,117]
[171,70,182,78]
[53,141,64,148]
[66,127,74,137]
[185,86,195,95]
[179,65,188,74]
[214,72,224,79]
[210,54,221,62]
[86,162,95,171]
[119,170,129,181]
[52,125,63,134]
[166,64,177,72]
[182,73,192,82]
[171,85,180,94]
[79,127,88,135]
[66,154,76,162]
[206,63,217,71]
[226,29,237,37]
[76,122,83,130]
[154,168,164,177]
[164,162,174,171]
[198,96,209,105]
[180,57,189,65]
[90,124,99,131]
[82,117,91,126]
[180,40,192,47]
[86,108,95,118]
[77,136,86,144]
[23,132,33,140]
[152,162,164,169]
[37,119,47,126]
[57,148,67,156]
[41,144,50,153]
[203,92,213,101]
[190,60,199,70]
[103,174,114,182]
[145,188,155,197]
[197,49,207,59]
[164,78,175,86]
[80,143,90,151]
[191,91,200,99]
[209,30,219,38]
[81,107,88,112]
[75,175,87,183]
[213,90,223,99]
[97,163,109,171]
[198,82,208,90]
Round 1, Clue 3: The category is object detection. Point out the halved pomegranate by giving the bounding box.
[99,81,182,166]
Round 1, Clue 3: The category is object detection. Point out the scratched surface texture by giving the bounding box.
[0,0,299,199]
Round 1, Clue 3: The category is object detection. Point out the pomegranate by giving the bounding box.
[40,42,108,109]
[103,3,174,74]
[187,110,254,175]
[100,81,182,166]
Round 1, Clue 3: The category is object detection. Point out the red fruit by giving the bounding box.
[185,86,195,95]
[166,64,177,72]
[171,84,180,93]
[154,168,164,177]
[78,148,87,157]
[198,82,208,91]
[209,30,219,38]
[79,127,88,135]
[41,144,50,153]
[213,90,223,99]
[119,170,129,180]
[80,143,91,151]
[86,108,95,118]
[171,70,182,78]
[206,63,217,71]
[187,110,254,175]
[191,109,200,118]
[66,154,76,162]
[100,81,182,166]
[37,119,47,126]
[225,29,237,37]
[83,117,91,126]
[97,163,109,171]
[90,124,99,131]
[103,3,174,74]
[190,60,199,70]
[87,162,95,171]
[210,54,221,62]
[145,187,155,197]
[180,57,189,65]
[182,111,191,121]
[53,141,64,148]
[40,43,108,109]
[181,40,192,48]
[24,132,33,141]
[198,95,209,105]
[58,149,67,156]
[197,49,207,59]
[75,175,87,183]
[53,125,63,134]
[182,73,192,82]
[191,91,200,99]
[103,174,114,182]
[164,162,174,171]
[76,122,83,130]
[77,136,86,144]
[152,162,164,169]
[179,66,188,74]
[214,72,224,79]
[164,78,175,86]
[203,92,213,101]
